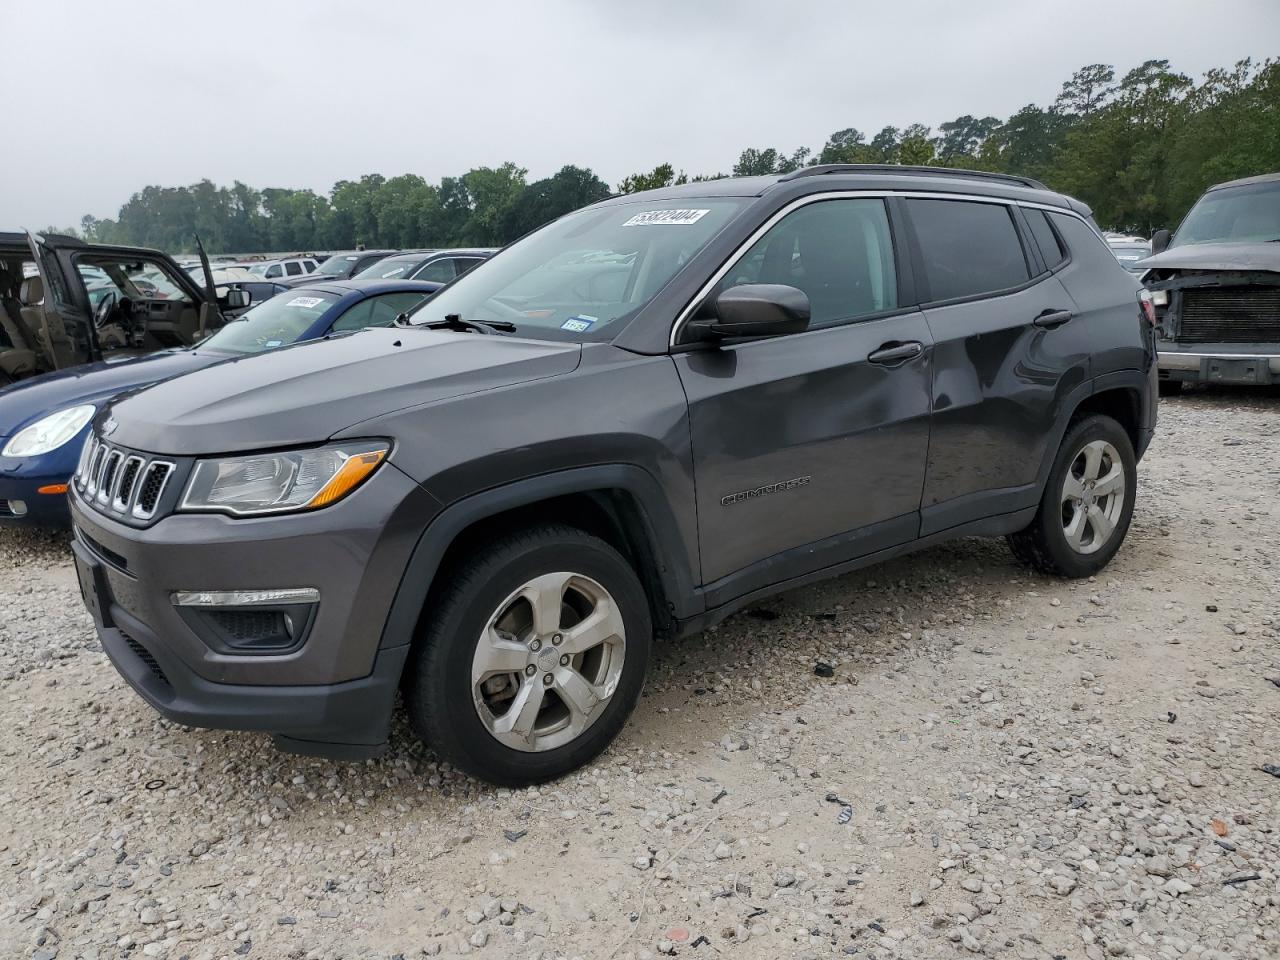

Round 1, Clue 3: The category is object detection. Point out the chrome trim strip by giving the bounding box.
[112,455,145,512]
[132,461,175,520]
[667,189,1096,347]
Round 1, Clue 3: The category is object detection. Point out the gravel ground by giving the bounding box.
[1,391,1277,960]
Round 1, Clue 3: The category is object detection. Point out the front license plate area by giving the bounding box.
[74,550,114,630]
[1203,357,1269,384]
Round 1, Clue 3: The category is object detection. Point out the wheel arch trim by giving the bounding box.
[377,464,700,652]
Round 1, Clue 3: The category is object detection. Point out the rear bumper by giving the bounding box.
[1157,345,1280,385]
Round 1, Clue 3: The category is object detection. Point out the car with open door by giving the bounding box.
[0,232,243,387]
[0,278,440,526]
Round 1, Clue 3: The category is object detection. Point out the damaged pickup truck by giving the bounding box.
[1141,172,1280,394]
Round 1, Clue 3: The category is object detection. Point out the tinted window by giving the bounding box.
[304,260,317,273]
[285,261,302,276]
[1024,209,1066,269]
[716,198,897,328]
[907,199,1030,302]
[415,258,457,283]
[330,291,430,332]
[454,257,484,276]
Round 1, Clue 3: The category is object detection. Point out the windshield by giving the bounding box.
[355,256,421,280]
[412,200,745,340]
[1173,180,1280,246]
[199,290,340,355]
[316,254,360,276]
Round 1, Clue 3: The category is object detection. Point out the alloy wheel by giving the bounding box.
[470,572,626,752]
[1060,439,1126,555]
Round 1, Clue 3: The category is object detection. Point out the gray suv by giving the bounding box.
[68,166,1158,785]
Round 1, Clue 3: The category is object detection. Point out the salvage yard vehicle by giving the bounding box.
[1106,235,1152,274]
[1142,172,1280,394]
[68,165,1156,785]
[0,232,240,385]
[246,256,320,279]
[278,249,398,287]
[354,248,496,283]
[0,279,440,526]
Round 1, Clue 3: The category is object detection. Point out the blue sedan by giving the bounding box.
[0,278,440,527]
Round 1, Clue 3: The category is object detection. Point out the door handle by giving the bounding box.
[867,341,924,365]
[1033,309,1073,328]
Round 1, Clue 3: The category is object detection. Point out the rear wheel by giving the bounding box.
[404,524,652,786]
[1007,414,1136,578]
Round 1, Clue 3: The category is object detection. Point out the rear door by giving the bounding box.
[673,196,933,600]
[903,197,1092,535]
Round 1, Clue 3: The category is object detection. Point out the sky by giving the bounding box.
[3,0,1278,228]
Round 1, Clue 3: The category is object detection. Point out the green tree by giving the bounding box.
[618,162,687,193]
[501,166,611,238]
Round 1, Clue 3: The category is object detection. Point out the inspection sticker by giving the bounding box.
[286,296,325,309]
[623,208,710,227]
[561,315,597,332]
[264,340,283,348]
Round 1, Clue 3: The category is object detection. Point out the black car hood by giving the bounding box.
[106,328,582,455]
[1139,241,1280,274]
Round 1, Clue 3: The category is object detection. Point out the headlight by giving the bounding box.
[1149,290,1169,306]
[2,405,96,457]
[179,441,388,516]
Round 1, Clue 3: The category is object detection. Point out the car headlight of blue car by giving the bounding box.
[2,404,97,458]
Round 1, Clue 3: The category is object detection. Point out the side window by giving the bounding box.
[906,199,1030,302]
[1049,213,1125,273]
[415,259,457,283]
[453,257,483,276]
[716,198,898,328]
[1023,209,1066,269]
[285,261,302,276]
[330,292,428,332]
[304,260,317,273]
[265,264,282,278]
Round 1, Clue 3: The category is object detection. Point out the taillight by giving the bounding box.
[1138,290,1157,326]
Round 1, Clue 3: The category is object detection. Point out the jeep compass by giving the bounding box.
[68,165,1157,785]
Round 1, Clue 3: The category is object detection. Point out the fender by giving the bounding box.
[377,463,701,651]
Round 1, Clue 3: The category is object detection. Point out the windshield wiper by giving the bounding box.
[409,312,517,335]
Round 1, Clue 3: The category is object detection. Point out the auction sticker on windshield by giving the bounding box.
[623,209,710,226]
[561,315,597,332]
[286,296,326,309]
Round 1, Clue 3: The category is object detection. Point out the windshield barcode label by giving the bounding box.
[623,209,710,227]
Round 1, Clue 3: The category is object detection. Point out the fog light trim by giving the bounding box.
[171,587,320,607]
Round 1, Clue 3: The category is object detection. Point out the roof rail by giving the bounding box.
[778,164,1048,191]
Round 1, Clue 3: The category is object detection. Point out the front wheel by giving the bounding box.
[1007,414,1137,578]
[404,524,652,786]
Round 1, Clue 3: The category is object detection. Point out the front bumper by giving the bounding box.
[0,462,75,527]
[69,463,440,757]
[1157,344,1280,386]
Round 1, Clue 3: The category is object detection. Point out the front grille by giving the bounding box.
[121,630,171,689]
[74,437,175,522]
[1179,287,1280,343]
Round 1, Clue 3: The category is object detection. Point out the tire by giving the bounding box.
[404,523,652,786]
[1158,379,1183,397]
[1007,414,1137,578]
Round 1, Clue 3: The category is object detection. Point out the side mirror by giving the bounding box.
[689,283,810,342]
[1150,228,1171,255]
[220,288,250,310]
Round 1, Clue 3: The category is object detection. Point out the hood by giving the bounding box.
[0,350,215,436]
[1139,241,1280,274]
[106,327,582,455]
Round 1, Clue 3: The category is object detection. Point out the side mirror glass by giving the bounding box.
[220,287,250,310]
[690,283,811,342]
[1150,228,1171,255]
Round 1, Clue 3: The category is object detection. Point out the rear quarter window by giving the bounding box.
[906,199,1030,302]
[1023,209,1067,269]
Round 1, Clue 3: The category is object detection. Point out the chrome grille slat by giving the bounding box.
[76,436,177,523]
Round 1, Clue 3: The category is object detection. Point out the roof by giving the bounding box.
[604,164,1076,211]
[292,278,444,297]
[1208,171,1280,191]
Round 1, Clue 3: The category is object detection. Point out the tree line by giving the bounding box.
[65,58,1278,254]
